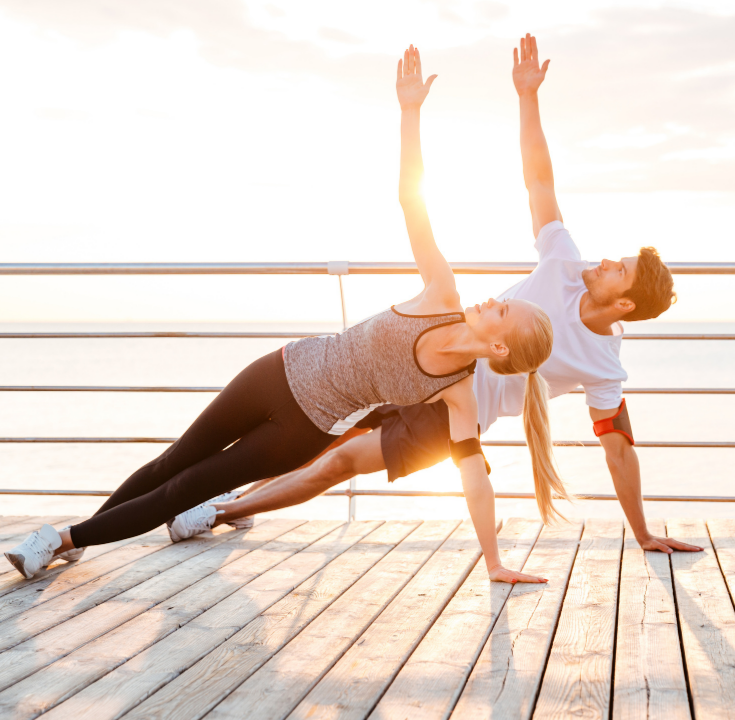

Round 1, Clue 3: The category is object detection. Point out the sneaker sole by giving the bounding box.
[166,520,182,543]
[4,552,32,580]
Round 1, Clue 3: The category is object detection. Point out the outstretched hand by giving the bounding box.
[513,33,549,96]
[396,44,437,111]
[638,535,703,554]
[488,563,548,584]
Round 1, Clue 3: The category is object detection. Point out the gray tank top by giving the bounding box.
[283,306,476,434]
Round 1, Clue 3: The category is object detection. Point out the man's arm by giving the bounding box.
[513,34,563,238]
[590,406,702,553]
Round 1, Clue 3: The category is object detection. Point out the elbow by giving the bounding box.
[399,190,421,209]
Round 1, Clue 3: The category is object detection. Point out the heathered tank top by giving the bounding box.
[283,306,476,435]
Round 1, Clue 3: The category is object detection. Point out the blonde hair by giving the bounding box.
[487,306,572,523]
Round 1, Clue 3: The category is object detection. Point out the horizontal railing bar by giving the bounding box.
[2,487,734,502]
[322,490,735,502]
[0,385,732,394]
[0,332,324,339]
[482,440,735,448]
[1,331,734,341]
[0,437,732,447]
[1,262,733,275]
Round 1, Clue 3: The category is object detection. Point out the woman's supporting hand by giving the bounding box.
[396,44,437,110]
[487,563,548,584]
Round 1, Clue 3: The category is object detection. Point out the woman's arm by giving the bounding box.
[440,378,548,584]
[396,46,458,302]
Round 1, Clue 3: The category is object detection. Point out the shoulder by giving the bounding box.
[535,221,582,263]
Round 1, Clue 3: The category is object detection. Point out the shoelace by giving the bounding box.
[183,507,222,533]
[23,531,53,560]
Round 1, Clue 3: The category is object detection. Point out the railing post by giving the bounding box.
[329,261,354,520]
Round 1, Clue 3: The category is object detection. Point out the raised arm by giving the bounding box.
[513,34,563,238]
[396,46,458,302]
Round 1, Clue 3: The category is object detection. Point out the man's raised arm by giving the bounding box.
[513,33,563,238]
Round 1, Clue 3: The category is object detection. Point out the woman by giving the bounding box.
[6,46,567,584]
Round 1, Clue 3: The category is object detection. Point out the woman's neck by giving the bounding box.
[415,322,478,376]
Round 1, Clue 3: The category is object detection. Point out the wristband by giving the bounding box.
[448,437,491,474]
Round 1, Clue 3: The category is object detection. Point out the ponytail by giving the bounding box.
[486,301,572,523]
[523,370,572,524]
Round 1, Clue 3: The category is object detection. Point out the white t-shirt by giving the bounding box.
[473,220,627,433]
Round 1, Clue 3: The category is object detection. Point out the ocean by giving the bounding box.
[1,321,734,523]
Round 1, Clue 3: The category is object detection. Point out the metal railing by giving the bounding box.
[3,260,734,519]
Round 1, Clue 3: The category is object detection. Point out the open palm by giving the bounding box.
[396,44,437,110]
[513,33,550,96]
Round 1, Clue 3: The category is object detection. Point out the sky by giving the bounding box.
[1,0,734,323]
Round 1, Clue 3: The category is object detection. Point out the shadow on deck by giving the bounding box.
[0,514,732,719]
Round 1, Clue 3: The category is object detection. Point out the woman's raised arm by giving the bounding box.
[397,46,457,302]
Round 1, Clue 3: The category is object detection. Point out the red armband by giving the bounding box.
[592,398,634,445]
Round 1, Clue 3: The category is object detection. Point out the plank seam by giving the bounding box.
[707,521,735,611]
[362,550,486,719]
[667,526,696,720]
[608,523,626,720]
[528,526,583,719]
[204,520,462,720]
[440,522,545,720]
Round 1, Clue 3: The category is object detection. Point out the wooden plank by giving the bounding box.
[202,519,460,720]
[0,527,175,621]
[0,526,171,599]
[668,518,735,719]
[225,519,483,720]
[123,521,420,720]
[709,519,735,605]
[532,518,623,719]
[36,520,381,720]
[0,518,312,697]
[371,518,542,720]
[0,517,29,530]
[451,520,584,719]
[613,519,690,720]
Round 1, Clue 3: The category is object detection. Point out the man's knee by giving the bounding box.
[318,444,358,480]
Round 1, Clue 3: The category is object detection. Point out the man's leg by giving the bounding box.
[211,428,386,524]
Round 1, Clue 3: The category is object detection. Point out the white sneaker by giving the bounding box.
[203,489,252,530]
[4,524,62,579]
[227,515,254,530]
[167,505,224,543]
[54,526,86,563]
[207,490,242,504]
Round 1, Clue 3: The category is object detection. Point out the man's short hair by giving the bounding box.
[624,247,676,322]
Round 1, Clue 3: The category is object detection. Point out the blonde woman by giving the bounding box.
[7,46,567,584]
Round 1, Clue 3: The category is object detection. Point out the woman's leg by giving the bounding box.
[69,352,333,548]
[89,349,289,519]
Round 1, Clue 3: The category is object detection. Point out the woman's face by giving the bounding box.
[465,297,537,355]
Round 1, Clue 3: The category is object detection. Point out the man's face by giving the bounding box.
[581,256,638,306]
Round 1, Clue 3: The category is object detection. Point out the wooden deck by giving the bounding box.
[0,515,734,719]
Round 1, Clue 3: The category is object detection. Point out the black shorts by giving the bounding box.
[356,402,450,482]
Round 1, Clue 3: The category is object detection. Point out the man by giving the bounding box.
[179,35,700,555]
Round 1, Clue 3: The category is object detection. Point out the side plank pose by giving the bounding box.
[183,35,703,557]
[7,45,566,584]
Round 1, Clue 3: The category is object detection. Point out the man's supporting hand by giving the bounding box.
[637,535,703,554]
[513,33,549,97]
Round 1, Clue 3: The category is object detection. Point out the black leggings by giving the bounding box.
[70,349,333,548]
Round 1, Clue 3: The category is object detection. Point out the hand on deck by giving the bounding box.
[513,33,549,96]
[396,45,437,110]
[638,535,703,554]
[487,563,548,584]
